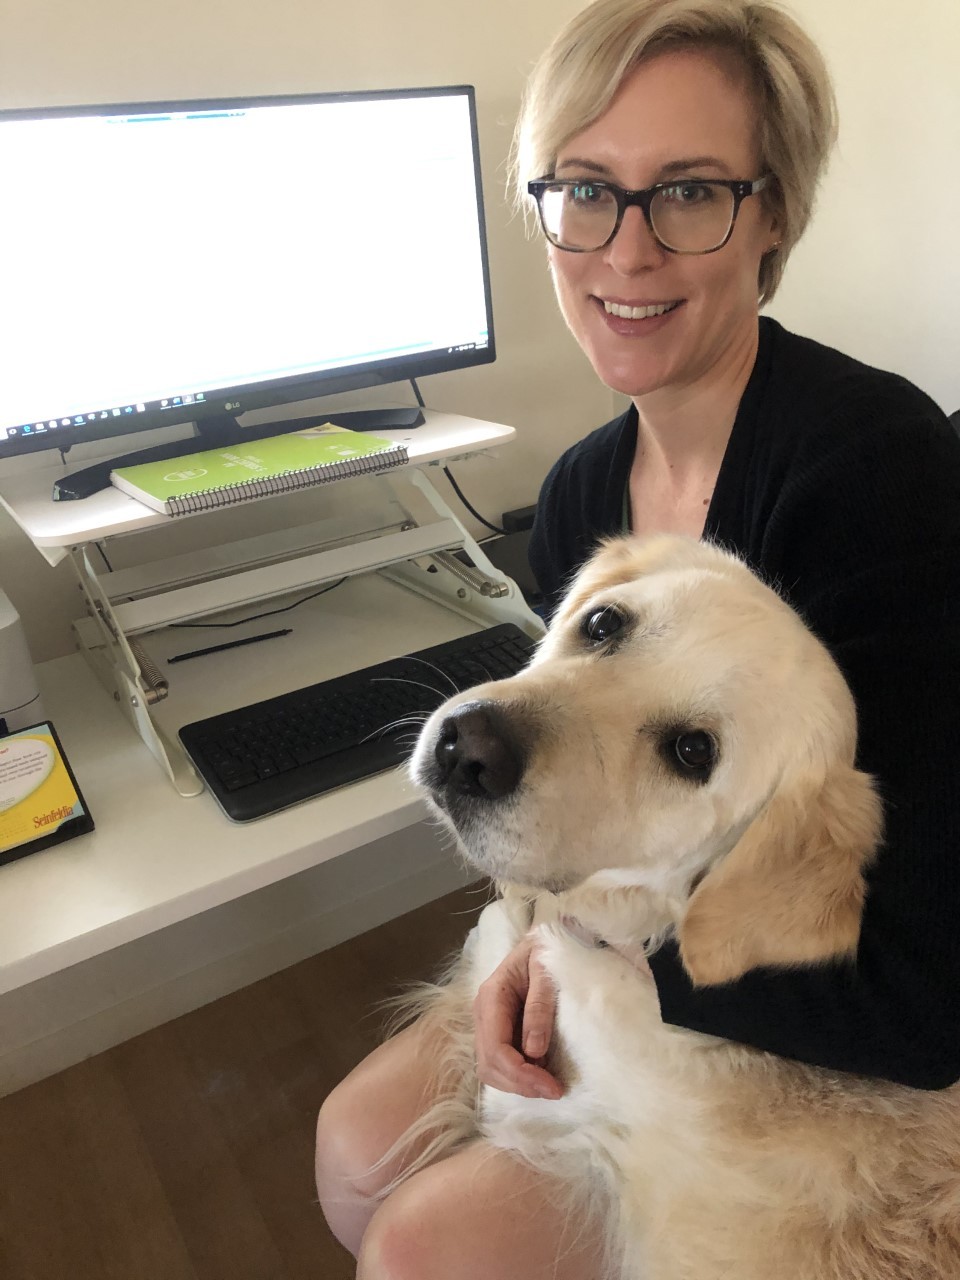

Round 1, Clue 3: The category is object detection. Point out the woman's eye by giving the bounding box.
[582,605,626,644]
[673,731,716,772]
[663,181,713,205]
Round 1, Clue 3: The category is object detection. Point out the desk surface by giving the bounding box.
[0,573,480,996]
[0,410,515,552]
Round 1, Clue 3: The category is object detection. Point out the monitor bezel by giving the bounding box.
[0,85,496,459]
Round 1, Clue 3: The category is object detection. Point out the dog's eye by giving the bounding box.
[582,605,626,644]
[673,731,717,775]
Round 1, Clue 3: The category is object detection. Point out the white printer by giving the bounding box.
[0,589,44,734]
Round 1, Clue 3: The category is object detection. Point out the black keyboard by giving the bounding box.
[178,622,538,822]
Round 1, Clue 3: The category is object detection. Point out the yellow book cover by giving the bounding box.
[0,722,95,865]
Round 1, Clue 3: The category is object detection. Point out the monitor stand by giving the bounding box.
[51,406,425,502]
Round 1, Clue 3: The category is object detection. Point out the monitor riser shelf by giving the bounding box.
[67,465,544,797]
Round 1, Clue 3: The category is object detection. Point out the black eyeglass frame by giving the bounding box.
[527,175,770,255]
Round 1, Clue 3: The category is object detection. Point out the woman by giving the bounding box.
[316,2,960,1276]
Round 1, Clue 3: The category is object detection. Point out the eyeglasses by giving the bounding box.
[527,175,770,255]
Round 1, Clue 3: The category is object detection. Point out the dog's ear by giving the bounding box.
[677,763,882,986]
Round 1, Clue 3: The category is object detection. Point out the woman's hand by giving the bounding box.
[473,933,564,1100]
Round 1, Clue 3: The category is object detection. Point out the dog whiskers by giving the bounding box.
[380,712,429,733]
[449,880,496,917]
[371,674,447,701]
[356,711,430,747]
[391,655,461,697]
[465,879,497,901]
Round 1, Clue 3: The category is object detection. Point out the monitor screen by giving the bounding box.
[0,86,495,459]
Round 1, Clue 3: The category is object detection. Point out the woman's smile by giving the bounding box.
[593,296,686,336]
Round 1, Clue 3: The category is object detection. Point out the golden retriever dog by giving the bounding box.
[394,534,960,1280]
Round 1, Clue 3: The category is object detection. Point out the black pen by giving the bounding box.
[168,627,292,664]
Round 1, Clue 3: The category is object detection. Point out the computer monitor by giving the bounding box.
[0,86,495,462]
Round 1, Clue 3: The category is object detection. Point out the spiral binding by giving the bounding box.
[166,443,409,516]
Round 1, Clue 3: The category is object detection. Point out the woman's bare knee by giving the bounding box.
[315,1020,453,1256]
[356,1142,606,1280]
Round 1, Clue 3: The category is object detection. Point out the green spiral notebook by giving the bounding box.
[109,425,409,515]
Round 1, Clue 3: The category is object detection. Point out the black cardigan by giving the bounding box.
[529,317,960,1089]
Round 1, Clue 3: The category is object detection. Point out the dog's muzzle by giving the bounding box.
[429,699,526,804]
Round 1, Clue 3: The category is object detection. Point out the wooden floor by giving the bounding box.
[0,883,488,1280]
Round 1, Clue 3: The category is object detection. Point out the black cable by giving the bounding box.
[406,376,505,533]
[95,542,114,572]
[442,465,507,536]
[169,577,348,629]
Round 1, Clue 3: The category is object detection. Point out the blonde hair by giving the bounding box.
[511,0,837,303]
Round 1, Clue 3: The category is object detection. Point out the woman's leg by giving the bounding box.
[315,1019,450,1255]
[356,1140,606,1280]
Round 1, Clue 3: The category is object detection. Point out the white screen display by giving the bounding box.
[0,90,492,443]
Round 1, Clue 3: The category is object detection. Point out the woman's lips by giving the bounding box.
[593,296,684,336]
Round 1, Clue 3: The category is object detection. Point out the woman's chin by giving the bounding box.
[589,357,675,400]
[576,326,683,400]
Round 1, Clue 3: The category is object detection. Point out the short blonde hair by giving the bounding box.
[512,0,837,303]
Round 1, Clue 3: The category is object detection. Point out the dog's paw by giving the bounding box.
[554,879,668,950]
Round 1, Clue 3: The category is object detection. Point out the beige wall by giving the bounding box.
[1,0,958,660]
[768,0,960,410]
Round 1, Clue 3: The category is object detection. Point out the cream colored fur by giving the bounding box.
[392,534,960,1280]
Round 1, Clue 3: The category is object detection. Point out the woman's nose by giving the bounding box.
[603,206,666,275]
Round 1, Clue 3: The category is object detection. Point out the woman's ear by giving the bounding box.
[757,182,783,259]
[677,762,883,987]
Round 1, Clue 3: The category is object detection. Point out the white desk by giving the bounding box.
[0,412,541,1095]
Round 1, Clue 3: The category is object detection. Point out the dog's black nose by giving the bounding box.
[433,701,525,800]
